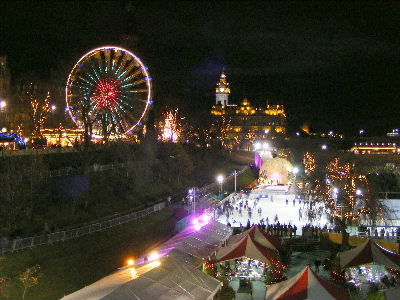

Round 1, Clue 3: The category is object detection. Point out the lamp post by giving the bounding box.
[51,105,56,127]
[217,175,224,197]
[233,170,237,192]
[188,187,196,214]
[0,100,6,127]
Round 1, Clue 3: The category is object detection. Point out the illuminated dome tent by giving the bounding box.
[259,157,295,186]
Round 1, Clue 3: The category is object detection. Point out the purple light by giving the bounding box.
[192,218,199,225]
[200,214,210,223]
[194,224,201,231]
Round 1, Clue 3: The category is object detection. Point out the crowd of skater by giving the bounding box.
[215,191,399,241]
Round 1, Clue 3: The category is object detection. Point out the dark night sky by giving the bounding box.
[1,1,399,135]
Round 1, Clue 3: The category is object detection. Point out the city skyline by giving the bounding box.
[0,2,399,135]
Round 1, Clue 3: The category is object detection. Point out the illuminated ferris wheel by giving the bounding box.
[65,46,152,136]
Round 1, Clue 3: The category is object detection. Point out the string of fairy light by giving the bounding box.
[159,108,184,143]
[303,152,316,174]
[326,158,369,219]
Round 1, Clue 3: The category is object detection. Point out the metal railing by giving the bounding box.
[0,202,165,255]
[0,165,250,254]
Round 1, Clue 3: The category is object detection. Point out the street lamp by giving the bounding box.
[51,105,56,111]
[356,189,362,196]
[292,166,299,175]
[232,170,237,192]
[217,175,224,196]
[188,188,196,214]
[0,101,6,127]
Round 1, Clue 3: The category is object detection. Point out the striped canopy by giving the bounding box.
[339,239,400,269]
[227,225,281,251]
[216,234,277,265]
[265,266,350,300]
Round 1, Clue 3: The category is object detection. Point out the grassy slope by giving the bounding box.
[0,210,175,300]
[0,159,256,300]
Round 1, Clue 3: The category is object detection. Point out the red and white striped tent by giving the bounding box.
[339,239,400,269]
[216,234,277,265]
[265,266,350,300]
[228,225,281,251]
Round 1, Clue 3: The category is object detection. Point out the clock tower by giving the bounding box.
[215,71,230,105]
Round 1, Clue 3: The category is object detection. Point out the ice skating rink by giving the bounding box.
[216,185,330,228]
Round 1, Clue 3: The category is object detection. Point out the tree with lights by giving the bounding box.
[209,116,232,148]
[203,258,217,278]
[28,91,52,137]
[265,260,287,285]
[158,108,184,143]
[303,151,316,175]
[326,158,369,218]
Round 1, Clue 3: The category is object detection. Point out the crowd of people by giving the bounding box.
[215,191,333,237]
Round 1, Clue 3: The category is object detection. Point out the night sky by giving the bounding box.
[1,2,399,135]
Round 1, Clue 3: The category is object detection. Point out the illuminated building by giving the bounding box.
[215,71,230,105]
[211,72,287,148]
[40,128,83,147]
[351,142,400,154]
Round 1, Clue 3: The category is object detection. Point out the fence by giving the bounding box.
[0,165,250,254]
[0,202,165,255]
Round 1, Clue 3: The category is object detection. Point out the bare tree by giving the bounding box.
[19,265,41,300]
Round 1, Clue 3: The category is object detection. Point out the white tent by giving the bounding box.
[61,221,231,300]
[98,256,221,300]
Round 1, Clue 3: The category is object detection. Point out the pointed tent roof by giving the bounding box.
[339,239,400,269]
[228,225,281,251]
[216,234,277,265]
[265,266,350,300]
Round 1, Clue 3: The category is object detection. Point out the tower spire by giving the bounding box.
[216,71,230,105]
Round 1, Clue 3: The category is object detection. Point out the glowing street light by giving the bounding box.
[0,101,6,109]
[217,175,224,195]
[254,142,261,150]
[356,189,362,196]
[149,251,159,261]
[292,167,299,175]
[51,105,56,111]
[321,144,328,150]
[127,259,135,266]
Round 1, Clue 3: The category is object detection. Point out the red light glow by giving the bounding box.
[92,78,121,109]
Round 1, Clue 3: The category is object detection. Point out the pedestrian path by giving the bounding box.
[287,250,330,278]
